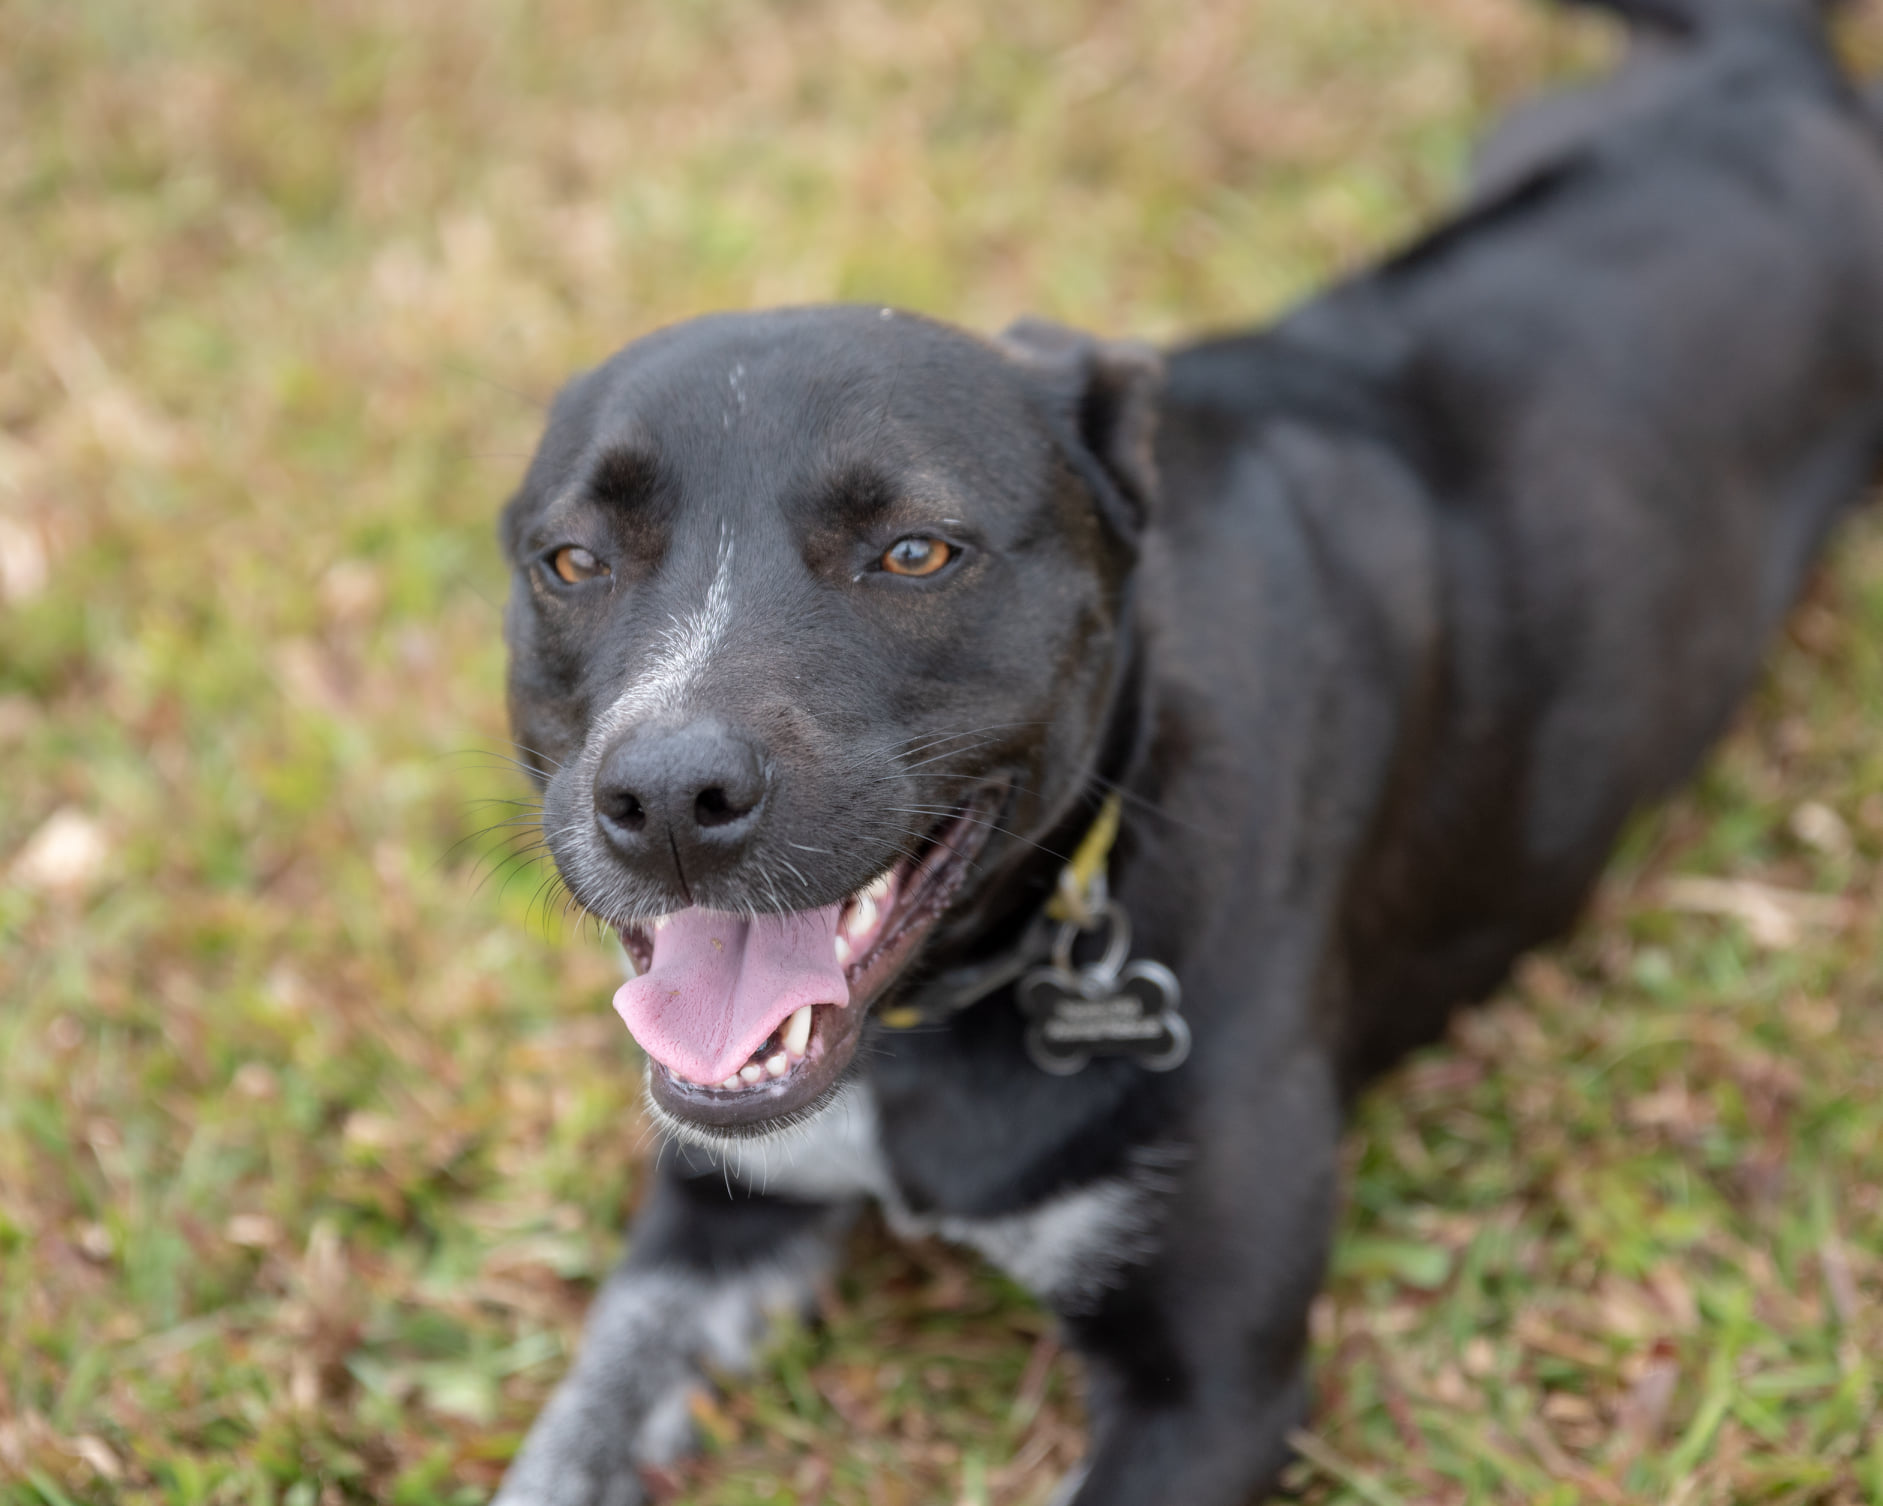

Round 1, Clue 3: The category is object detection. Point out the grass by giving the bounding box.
[2,0,1881,1501]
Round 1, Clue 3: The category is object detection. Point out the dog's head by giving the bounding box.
[501,306,1161,1136]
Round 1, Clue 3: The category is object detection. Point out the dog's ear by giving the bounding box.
[996,317,1164,534]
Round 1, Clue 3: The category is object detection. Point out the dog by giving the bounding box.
[490,2,1883,1501]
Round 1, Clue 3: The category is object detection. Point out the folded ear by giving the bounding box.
[996,317,1164,535]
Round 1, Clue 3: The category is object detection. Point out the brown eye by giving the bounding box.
[881,536,953,577]
[550,545,609,584]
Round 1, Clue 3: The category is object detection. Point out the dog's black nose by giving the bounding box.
[593,719,768,889]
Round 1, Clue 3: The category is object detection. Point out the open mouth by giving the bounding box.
[613,783,1006,1133]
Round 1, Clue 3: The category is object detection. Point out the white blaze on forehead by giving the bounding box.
[593,525,736,743]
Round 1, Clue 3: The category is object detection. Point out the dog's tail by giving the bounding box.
[1468,0,1861,203]
[1559,0,1876,136]
[1555,0,1851,35]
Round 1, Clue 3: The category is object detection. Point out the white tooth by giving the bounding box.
[783,1004,813,1057]
[846,893,878,938]
[834,933,853,965]
[721,1075,743,1091]
[765,1053,789,1078]
[739,1062,764,1085]
[863,871,894,903]
[651,915,671,932]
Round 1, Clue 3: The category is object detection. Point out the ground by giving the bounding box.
[2,1,1882,1502]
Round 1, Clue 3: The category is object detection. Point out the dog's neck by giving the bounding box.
[882,576,1151,1025]
[1021,569,1150,923]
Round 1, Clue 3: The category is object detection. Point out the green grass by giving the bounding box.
[3,1,1882,1502]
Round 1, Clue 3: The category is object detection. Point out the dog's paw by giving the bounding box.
[495,1374,702,1506]
[491,1222,840,1506]
[489,1426,650,1506]
[1044,1463,1091,1506]
[490,1373,694,1506]
[491,1265,771,1506]
[489,1467,645,1506]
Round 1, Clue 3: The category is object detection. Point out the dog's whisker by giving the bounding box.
[877,807,1072,863]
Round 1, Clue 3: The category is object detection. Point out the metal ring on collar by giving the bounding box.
[1049,898,1133,980]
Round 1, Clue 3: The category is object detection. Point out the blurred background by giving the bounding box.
[3,2,1882,1502]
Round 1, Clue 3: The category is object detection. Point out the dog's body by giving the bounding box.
[493,4,1883,1502]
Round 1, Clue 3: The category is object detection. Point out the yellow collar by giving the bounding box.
[875,791,1123,1030]
[1044,791,1123,927]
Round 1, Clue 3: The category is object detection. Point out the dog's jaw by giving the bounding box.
[621,782,1008,1137]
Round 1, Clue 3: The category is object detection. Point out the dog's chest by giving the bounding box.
[708,1084,1175,1313]
[709,1084,896,1204]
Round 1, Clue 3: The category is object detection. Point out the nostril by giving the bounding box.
[598,788,647,832]
[694,784,753,829]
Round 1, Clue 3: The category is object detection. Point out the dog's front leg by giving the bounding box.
[1051,1049,1342,1506]
[493,1162,849,1506]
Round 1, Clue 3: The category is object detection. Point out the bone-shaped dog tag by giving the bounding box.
[1018,905,1190,1076]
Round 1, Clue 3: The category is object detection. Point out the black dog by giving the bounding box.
[491,3,1883,1501]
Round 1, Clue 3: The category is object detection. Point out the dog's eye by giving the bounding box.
[881,536,953,578]
[548,545,609,584]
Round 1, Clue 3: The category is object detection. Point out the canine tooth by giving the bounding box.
[765,1052,789,1078]
[720,1075,742,1091]
[783,1004,813,1057]
[651,915,671,932]
[862,871,894,903]
[846,893,878,937]
[834,933,853,965]
[739,1062,764,1085]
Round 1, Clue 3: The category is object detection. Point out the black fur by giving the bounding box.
[493,4,1883,1502]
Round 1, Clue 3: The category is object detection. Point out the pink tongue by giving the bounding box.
[612,906,850,1085]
